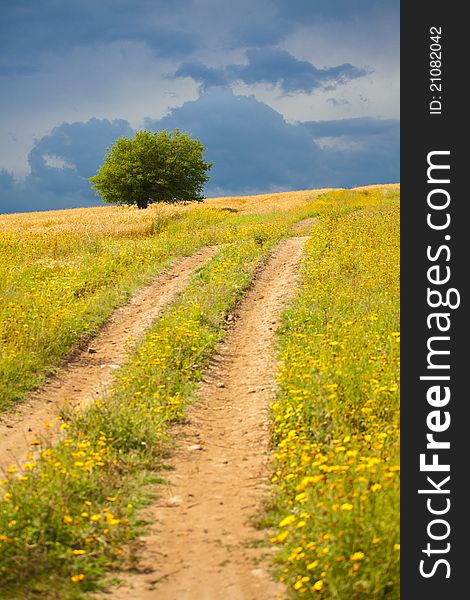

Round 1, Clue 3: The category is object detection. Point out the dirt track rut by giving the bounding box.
[0,248,219,472]
[106,236,308,600]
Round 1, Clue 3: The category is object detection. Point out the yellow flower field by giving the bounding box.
[270,191,400,598]
[0,187,399,597]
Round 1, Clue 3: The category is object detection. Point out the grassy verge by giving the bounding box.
[0,221,284,598]
[269,192,400,598]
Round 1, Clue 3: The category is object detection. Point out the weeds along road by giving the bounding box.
[0,247,219,472]
[103,237,308,600]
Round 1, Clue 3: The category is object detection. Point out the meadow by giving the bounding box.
[0,187,399,598]
[0,190,327,409]
[270,193,400,598]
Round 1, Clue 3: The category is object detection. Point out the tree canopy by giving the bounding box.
[89,129,212,209]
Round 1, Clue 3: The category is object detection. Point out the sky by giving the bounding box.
[0,0,399,214]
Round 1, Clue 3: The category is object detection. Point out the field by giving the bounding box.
[0,186,399,598]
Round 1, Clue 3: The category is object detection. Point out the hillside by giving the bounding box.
[0,186,400,599]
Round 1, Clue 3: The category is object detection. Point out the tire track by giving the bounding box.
[0,247,219,472]
[106,236,308,600]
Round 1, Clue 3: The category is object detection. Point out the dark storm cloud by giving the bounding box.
[0,0,196,75]
[145,89,331,195]
[0,178,99,215]
[272,0,399,22]
[227,48,370,93]
[0,170,15,193]
[303,117,398,138]
[174,48,369,94]
[303,117,400,186]
[174,62,229,89]
[28,118,134,179]
[1,0,397,78]
[145,89,397,195]
[0,118,133,214]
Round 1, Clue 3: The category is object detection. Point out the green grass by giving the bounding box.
[0,188,400,598]
[0,200,328,410]
[0,221,284,598]
[268,190,400,598]
[0,207,223,409]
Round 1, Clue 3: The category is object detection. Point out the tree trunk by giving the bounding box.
[136,198,148,209]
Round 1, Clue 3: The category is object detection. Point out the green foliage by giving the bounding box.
[89,129,213,209]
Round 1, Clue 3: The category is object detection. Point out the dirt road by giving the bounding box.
[105,237,308,600]
[0,248,219,472]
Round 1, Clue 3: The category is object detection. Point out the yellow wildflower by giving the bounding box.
[312,580,324,591]
[279,515,296,527]
[350,552,365,561]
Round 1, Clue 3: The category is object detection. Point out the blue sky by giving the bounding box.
[0,0,399,213]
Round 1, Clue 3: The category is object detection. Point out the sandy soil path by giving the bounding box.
[0,248,219,472]
[105,236,308,600]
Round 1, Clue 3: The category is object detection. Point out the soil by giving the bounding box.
[0,248,219,472]
[292,217,318,234]
[102,237,308,600]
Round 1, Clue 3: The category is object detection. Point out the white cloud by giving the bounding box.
[42,154,76,169]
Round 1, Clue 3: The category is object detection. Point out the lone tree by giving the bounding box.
[89,129,212,209]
